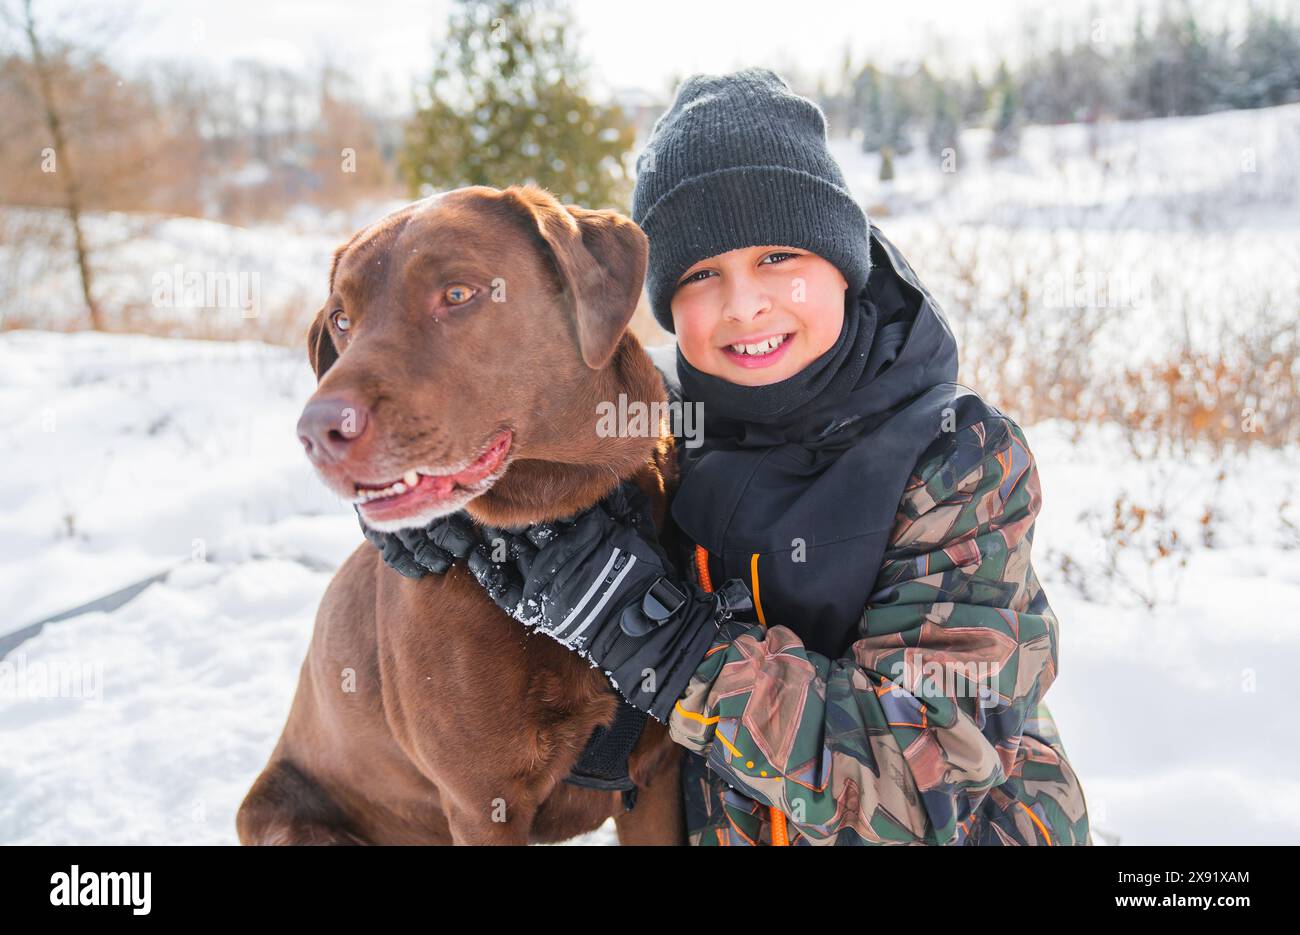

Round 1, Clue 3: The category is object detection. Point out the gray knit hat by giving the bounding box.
[631,67,871,334]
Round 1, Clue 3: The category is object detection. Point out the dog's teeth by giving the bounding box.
[403,470,419,486]
[354,478,413,503]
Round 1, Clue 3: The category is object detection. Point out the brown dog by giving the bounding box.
[236,184,685,845]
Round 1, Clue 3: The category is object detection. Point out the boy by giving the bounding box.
[369,68,1091,846]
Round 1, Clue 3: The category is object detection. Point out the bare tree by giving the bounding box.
[15,0,101,328]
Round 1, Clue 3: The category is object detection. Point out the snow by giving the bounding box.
[0,329,624,845]
[0,198,407,333]
[3,103,1299,845]
[1026,421,1300,845]
[3,329,1295,845]
[830,102,1300,230]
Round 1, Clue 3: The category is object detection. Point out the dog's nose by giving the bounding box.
[297,396,370,464]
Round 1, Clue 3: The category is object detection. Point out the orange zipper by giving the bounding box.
[694,543,789,847]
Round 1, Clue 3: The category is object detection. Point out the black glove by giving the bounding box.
[486,483,754,723]
[356,508,480,578]
[356,485,754,723]
[355,504,583,610]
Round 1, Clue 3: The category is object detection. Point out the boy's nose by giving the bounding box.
[721,279,772,323]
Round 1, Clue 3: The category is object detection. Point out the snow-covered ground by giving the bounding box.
[2,329,1296,845]
[2,103,1298,845]
[830,102,1300,386]
[832,101,1300,232]
[0,199,405,337]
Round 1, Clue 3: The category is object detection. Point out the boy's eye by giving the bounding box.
[677,251,801,289]
[678,269,713,287]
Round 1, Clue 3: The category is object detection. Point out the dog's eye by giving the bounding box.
[444,284,476,305]
[331,310,350,332]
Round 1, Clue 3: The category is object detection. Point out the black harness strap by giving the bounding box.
[562,701,648,811]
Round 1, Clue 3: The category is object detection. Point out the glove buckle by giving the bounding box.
[713,578,754,622]
[642,577,687,622]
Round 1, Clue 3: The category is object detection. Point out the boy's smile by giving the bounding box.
[670,244,848,386]
[719,329,795,369]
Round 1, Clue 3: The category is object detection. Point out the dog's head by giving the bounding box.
[296,184,654,532]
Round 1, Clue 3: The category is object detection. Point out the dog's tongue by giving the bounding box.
[358,431,512,517]
[445,432,511,486]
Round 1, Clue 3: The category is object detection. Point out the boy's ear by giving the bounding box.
[306,305,338,380]
[500,185,648,370]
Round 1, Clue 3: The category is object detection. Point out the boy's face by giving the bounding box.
[669,245,847,386]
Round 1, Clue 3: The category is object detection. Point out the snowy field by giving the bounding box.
[2,329,1296,845]
[3,103,1296,348]
[2,103,1298,845]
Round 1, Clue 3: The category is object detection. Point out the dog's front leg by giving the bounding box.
[441,786,540,845]
[614,727,688,845]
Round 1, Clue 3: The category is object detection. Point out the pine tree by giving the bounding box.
[1135,5,1229,117]
[1125,10,1153,120]
[888,72,916,156]
[855,64,915,155]
[988,61,1021,160]
[925,73,961,165]
[399,0,636,209]
[1232,7,1300,108]
[857,65,887,152]
[961,66,988,123]
[878,145,895,182]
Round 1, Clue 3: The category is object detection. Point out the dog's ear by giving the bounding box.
[306,305,338,380]
[502,185,648,370]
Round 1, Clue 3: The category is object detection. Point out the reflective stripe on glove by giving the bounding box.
[504,486,753,723]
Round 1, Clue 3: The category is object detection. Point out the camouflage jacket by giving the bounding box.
[668,415,1092,846]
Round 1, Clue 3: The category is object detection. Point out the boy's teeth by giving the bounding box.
[729,333,787,356]
[403,470,419,486]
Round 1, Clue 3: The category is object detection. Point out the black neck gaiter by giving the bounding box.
[675,288,878,445]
